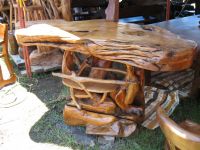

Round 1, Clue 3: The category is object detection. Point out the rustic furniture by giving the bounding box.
[15,19,197,136]
[0,23,16,88]
[157,107,200,150]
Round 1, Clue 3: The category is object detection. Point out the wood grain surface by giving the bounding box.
[15,19,197,71]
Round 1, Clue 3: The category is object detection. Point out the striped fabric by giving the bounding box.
[151,69,194,98]
[142,86,179,129]
[142,69,194,129]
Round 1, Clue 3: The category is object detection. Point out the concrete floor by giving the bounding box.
[0,82,72,150]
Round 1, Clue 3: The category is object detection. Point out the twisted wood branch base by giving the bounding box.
[53,51,145,137]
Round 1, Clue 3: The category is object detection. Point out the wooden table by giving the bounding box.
[153,15,200,97]
[15,19,197,137]
[15,19,197,71]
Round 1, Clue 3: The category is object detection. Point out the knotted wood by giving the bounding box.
[15,19,197,71]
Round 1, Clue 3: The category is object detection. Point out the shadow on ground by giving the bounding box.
[21,74,97,149]
[19,73,200,150]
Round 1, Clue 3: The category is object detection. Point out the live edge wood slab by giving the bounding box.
[15,19,197,72]
[15,19,197,137]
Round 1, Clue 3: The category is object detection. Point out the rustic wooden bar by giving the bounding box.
[15,19,197,137]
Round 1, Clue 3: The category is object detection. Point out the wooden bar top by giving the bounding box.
[15,19,197,71]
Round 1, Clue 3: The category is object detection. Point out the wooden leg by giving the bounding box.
[0,66,3,81]
[0,75,17,89]
[2,38,16,82]
[26,11,30,21]
[0,57,17,89]
[9,3,13,31]
[3,54,15,77]
[14,8,18,25]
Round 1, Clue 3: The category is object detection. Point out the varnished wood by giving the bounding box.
[68,97,116,114]
[15,19,197,137]
[15,19,197,72]
[157,107,200,150]
[64,105,117,126]
[61,0,72,21]
[86,119,137,137]
[0,24,16,89]
[53,72,128,92]
[55,49,145,131]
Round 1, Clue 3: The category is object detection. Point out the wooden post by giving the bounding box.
[166,0,170,20]
[61,0,72,21]
[9,0,13,31]
[105,0,119,21]
[17,0,32,77]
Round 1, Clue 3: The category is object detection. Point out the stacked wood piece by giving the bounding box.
[58,51,144,137]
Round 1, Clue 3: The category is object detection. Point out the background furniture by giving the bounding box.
[10,0,47,25]
[0,23,16,88]
[153,15,200,98]
[157,107,200,150]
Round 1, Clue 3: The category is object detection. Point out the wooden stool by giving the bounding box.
[0,24,16,88]
[157,107,200,150]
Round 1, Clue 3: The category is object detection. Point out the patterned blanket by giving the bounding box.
[142,69,194,129]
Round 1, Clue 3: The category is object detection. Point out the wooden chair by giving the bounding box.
[157,107,200,150]
[10,0,47,25]
[0,23,16,88]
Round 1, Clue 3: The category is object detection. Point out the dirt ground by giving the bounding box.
[1,72,200,150]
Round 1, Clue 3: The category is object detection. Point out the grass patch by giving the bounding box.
[16,70,200,150]
[29,110,78,148]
